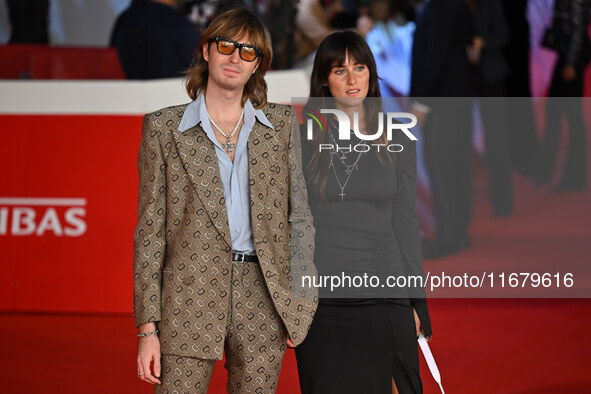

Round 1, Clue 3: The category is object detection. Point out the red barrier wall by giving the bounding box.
[0,45,125,80]
[0,115,142,313]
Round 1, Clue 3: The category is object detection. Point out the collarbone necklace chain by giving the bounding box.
[328,129,369,201]
[207,107,245,153]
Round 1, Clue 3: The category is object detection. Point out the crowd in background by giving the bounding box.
[106,0,406,75]
[3,0,590,259]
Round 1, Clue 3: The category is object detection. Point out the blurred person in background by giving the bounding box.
[110,0,200,79]
[255,0,301,69]
[467,0,514,217]
[295,0,374,62]
[242,0,300,69]
[6,0,49,44]
[528,0,591,192]
[501,0,539,175]
[365,0,419,97]
[388,0,418,25]
[296,31,432,394]
[410,0,474,258]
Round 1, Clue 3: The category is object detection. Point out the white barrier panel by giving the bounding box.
[0,69,310,114]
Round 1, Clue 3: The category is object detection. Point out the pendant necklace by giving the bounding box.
[208,107,244,153]
[328,130,368,201]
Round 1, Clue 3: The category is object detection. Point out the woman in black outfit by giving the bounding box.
[295,31,432,394]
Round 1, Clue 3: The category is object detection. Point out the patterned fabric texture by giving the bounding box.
[133,102,318,360]
[156,355,215,394]
[157,261,288,394]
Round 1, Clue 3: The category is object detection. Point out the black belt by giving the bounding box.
[231,251,259,263]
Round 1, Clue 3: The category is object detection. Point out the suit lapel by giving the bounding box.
[174,123,231,249]
[248,116,279,261]
[247,118,271,206]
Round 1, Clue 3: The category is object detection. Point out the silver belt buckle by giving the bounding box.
[233,251,246,262]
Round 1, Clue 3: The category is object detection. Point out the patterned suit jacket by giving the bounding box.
[133,102,318,360]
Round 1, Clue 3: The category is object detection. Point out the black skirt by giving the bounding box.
[295,299,422,394]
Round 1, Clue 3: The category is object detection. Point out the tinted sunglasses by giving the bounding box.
[213,37,263,62]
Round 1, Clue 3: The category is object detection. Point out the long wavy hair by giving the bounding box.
[304,31,392,203]
[184,7,272,108]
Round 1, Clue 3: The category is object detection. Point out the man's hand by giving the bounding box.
[467,36,484,65]
[287,338,295,348]
[562,66,577,82]
[472,36,485,51]
[137,323,162,385]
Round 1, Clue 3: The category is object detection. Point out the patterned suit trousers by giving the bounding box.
[156,261,288,394]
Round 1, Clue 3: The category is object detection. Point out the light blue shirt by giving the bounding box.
[178,92,274,253]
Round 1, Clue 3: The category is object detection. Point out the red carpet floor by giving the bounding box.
[2,148,590,393]
[2,298,591,393]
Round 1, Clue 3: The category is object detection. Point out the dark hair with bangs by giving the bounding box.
[185,7,272,108]
[309,30,381,100]
[304,31,392,203]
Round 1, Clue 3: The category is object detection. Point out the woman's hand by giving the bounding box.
[413,308,432,342]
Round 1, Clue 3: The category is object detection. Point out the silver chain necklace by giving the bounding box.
[328,131,368,201]
[207,107,245,153]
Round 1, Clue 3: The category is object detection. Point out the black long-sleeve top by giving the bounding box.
[300,123,432,335]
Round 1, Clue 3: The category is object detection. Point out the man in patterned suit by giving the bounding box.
[133,7,317,393]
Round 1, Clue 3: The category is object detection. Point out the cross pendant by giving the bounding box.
[222,139,236,153]
[339,192,346,201]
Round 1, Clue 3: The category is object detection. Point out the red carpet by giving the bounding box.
[2,298,591,393]
[1,134,590,393]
